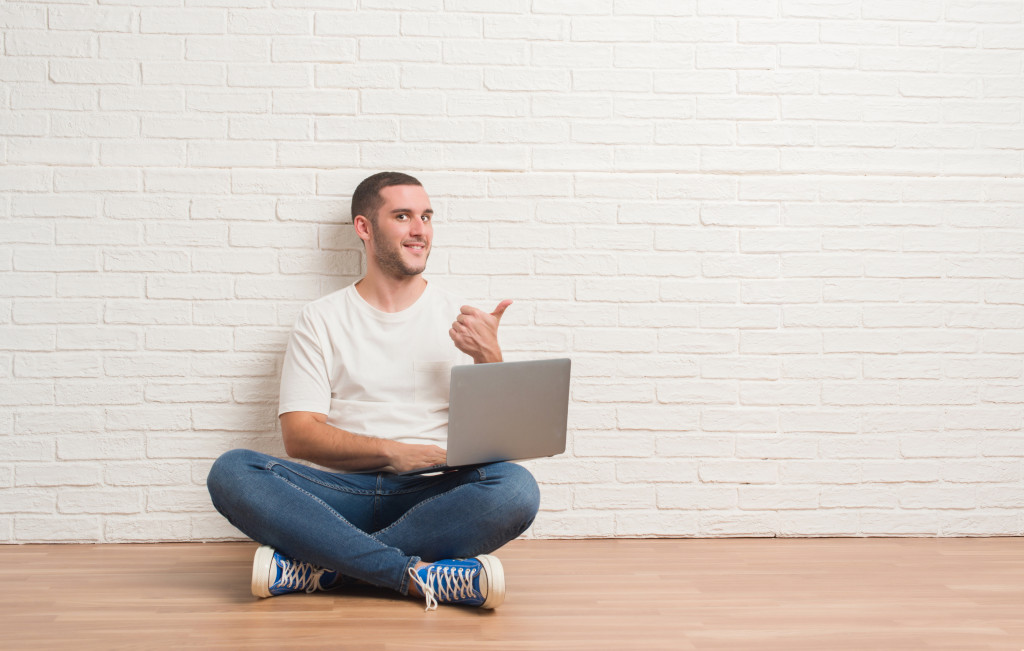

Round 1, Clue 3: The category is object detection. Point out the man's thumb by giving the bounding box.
[491,299,513,322]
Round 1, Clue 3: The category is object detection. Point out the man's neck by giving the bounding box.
[354,272,428,313]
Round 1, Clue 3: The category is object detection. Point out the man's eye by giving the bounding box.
[422,214,431,222]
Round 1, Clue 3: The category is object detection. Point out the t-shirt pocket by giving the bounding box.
[414,360,452,405]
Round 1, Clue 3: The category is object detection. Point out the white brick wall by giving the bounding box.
[2,1,1023,543]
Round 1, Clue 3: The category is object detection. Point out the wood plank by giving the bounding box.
[2,538,1023,649]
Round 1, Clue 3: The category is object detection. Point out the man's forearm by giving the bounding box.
[282,414,396,472]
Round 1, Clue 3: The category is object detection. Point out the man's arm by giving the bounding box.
[280,411,446,473]
[449,299,512,364]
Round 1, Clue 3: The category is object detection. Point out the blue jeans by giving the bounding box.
[206,449,540,595]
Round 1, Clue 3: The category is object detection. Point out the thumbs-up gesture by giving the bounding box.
[449,300,512,364]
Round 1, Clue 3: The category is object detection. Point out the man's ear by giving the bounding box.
[353,214,371,244]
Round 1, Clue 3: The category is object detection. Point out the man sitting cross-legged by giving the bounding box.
[206,171,540,611]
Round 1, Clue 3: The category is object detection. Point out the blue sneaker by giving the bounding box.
[407,555,505,611]
[251,545,340,598]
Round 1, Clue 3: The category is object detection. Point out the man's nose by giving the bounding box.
[409,216,424,236]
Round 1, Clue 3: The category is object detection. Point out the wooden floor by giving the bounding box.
[3,538,1023,650]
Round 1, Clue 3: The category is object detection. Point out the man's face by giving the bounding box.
[367,184,433,278]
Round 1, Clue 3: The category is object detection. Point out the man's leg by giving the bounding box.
[374,462,540,610]
[206,449,420,595]
[374,462,541,562]
[206,450,540,605]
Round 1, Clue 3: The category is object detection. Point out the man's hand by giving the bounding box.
[449,300,512,364]
[386,442,447,474]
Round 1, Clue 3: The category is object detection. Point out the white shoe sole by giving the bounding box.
[251,545,276,598]
[476,554,505,609]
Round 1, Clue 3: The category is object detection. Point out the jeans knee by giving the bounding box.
[492,462,541,525]
[206,448,259,504]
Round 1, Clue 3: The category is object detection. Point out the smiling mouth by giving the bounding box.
[404,240,428,251]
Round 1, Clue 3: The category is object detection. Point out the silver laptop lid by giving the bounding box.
[446,358,571,467]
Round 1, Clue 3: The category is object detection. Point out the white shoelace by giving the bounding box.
[276,557,329,594]
[407,564,479,612]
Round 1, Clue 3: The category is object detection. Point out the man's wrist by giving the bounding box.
[378,438,400,467]
[474,351,502,364]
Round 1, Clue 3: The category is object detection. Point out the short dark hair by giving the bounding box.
[351,171,423,225]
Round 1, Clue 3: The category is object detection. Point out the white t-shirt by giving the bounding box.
[278,280,472,447]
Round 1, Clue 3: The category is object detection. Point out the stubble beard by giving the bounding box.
[371,227,429,278]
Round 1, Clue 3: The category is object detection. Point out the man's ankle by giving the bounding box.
[408,561,430,597]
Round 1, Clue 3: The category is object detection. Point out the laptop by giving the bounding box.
[398,358,571,476]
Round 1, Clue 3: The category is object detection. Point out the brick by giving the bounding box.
[7,31,94,57]
[186,90,267,114]
[50,60,137,85]
[617,459,698,483]
[656,380,736,404]
[228,10,310,35]
[574,429,655,457]
[16,516,100,542]
[50,6,133,32]
[106,196,189,221]
[0,437,54,462]
[534,302,616,327]
[105,406,191,432]
[738,486,818,510]
[698,96,778,120]
[105,354,189,378]
[484,15,566,39]
[146,486,217,512]
[56,435,143,461]
[141,9,226,34]
[782,45,859,70]
[657,433,734,458]
[235,276,323,301]
[702,408,778,432]
[193,301,277,326]
[12,300,99,325]
[530,42,612,68]
[315,11,397,36]
[700,513,778,537]
[739,382,819,406]
[104,250,190,273]
[703,357,779,380]
[17,463,100,487]
[146,327,232,352]
[660,280,738,303]
[272,91,357,117]
[782,460,863,484]
[100,141,184,167]
[574,381,653,404]
[697,44,776,70]
[192,198,275,221]
[145,170,230,194]
[14,353,101,379]
[359,37,440,63]
[59,488,142,515]
[99,34,183,61]
[737,71,816,96]
[142,116,226,139]
[574,328,656,353]
[740,20,818,42]
[402,12,483,37]
[531,511,615,538]
[56,380,142,407]
[182,36,266,63]
[271,37,355,63]
[103,300,190,326]
[57,274,141,299]
[1,488,56,513]
[105,516,192,543]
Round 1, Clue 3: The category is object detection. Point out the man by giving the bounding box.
[206,172,540,611]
